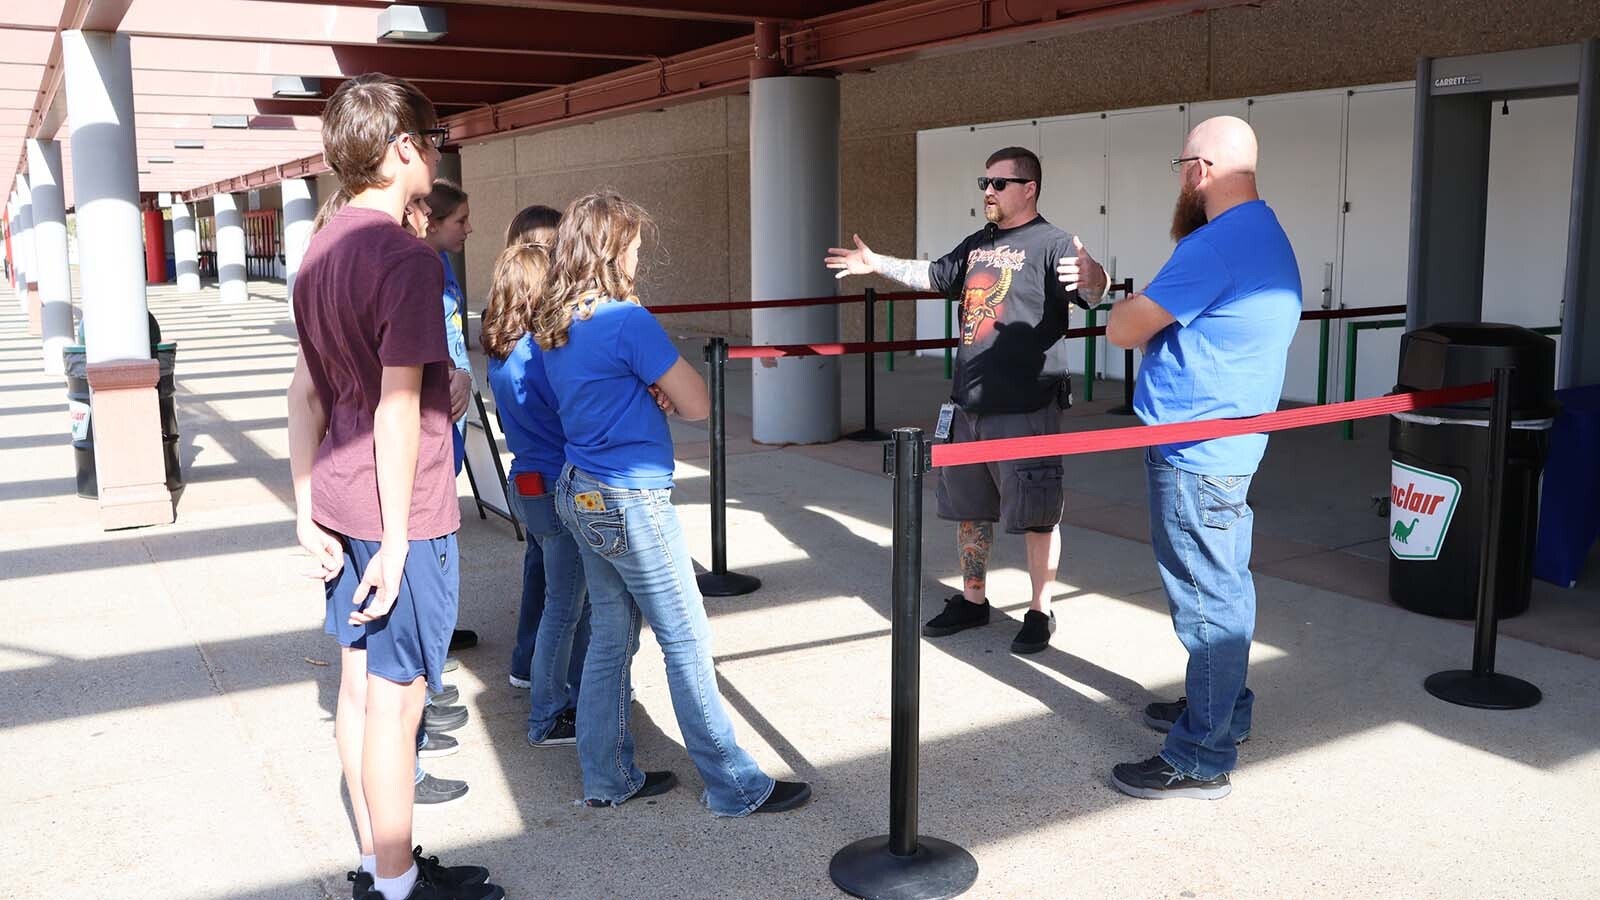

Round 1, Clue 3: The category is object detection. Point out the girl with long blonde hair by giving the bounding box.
[481,210,591,746]
[539,190,810,815]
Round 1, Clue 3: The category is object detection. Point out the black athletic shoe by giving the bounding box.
[410,846,489,889]
[414,772,469,805]
[449,629,479,652]
[417,729,459,758]
[423,703,469,733]
[1110,755,1231,800]
[1010,609,1056,655]
[1142,697,1249,743]
[527,710,577,747]
[585,771,678,807]
[356,879,505,900]
[922,594,990,637]
[347,870,372,899]
[754,780,812,814]
[429,683,459,706]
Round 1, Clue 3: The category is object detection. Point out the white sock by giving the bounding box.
[374,863,419,900]
[360,854,377,874]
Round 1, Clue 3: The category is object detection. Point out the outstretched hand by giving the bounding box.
[1057,236,1107,297]
[825,234,880,280]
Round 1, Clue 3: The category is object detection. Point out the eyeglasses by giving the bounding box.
[977,176,1033,192]
[1170,156,1213,173]
[389,128,449,150]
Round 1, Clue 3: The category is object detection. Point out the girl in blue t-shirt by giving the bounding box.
[535,191,810,816]
[481,224,591,747]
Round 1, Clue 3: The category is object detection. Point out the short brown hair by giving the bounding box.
[986,146,1042,195]
[423,177,468,222]
[505,204,562,248]
[321,74,436,194]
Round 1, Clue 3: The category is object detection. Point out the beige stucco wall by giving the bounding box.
[458,0,1600,341]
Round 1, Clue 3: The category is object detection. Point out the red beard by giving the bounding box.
[1171,184,1208,241]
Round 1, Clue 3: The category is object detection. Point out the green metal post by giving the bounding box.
[1084,306,1098,402]
[1342,321,1359,441]
[1317,319,1330,406]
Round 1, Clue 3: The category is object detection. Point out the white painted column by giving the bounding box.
[14,178,37,317]
[6,195,17,295]
[281,178,315,315]
[215,191,247,303]
[27,139,75,375]
[171,200,200,292]
[749,76,842,444]
[63,29,171,528]
[63,30,150,363]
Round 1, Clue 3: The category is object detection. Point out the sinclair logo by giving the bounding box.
[1389,462,1463,561]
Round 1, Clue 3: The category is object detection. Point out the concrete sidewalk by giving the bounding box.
[2,283,1598,900]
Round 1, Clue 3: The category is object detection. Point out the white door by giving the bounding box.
[1106,106,1187,390]
[1249,91,1346,404]
[1340,85,1416,400]
[914,121,1038,351]
[1037,114,1106,378]
[1482,94,1575,371]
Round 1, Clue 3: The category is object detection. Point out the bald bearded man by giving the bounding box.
[1073,116,1301,800]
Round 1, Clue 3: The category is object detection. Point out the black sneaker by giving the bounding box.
[429,683,459,706]
[414,772,469,805]
[347,870,372,899]
[754,780,812,814]
[922,594,990,637]
[410,846,489,890]
[585,770,678,807]
[527,710,576,747]
[1110,755,1231,800]
[423,704,469,733]
[449,629,479,652]
[418,729,459,758]
[357,879,505,900]
[1010,609,1056,654]
[1141,697,1249,744]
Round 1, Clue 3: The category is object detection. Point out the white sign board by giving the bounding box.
[1389,461,1463,561]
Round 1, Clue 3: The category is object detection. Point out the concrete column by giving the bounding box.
[5,198,18,296]
[215,192,247,303]
[15,176,41,334]
[63,29,171,528]
[282,178,315,316]
[1561,37,1600,387]
[435,152,467,300]
[171,200,200,292]
[749,76,841,444]
[26,139,75,375]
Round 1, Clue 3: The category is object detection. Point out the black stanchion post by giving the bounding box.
[847,288,890,442]
[1424,367,1541,710]
[696,338,762,598]
[830,428,978,900]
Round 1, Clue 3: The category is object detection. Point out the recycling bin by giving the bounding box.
[62,342,183,498]
[1387,323,1557,619]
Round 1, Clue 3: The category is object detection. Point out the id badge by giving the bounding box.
[934,402,956,441]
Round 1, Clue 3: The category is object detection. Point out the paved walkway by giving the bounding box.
[2,282,1598,900]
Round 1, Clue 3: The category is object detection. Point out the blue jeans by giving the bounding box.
[508,477,591,740]
[556,465,775,816]
[1145,448,1256,780]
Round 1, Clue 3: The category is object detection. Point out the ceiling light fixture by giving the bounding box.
[211,115,249,129]
[174,139,204,149]
[272,76,323,98]
[378,5,447,43]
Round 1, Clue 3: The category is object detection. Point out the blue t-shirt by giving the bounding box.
[543,300,682,489]
[1134,200,1302,476]
[486,334,567,482]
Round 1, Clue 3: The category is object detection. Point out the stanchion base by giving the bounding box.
[697,570,762,598]
[830,835,978,900]
[1106,404,1136,416]
[846,428,892,442]
[1424,670,1542,710]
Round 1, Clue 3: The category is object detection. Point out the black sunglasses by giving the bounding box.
[977,176,1033,191]
[389,128,449,150]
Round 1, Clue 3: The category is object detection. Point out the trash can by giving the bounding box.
[61,341,183,499]
[1388,323,1557,619]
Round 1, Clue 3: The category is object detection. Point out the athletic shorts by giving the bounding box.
[324,533,460,693]
[935,403,1066,534]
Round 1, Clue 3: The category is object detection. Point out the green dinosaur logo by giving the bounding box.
[1391,517,1419,543]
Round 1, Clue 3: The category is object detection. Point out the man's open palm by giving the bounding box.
[825,234,879,280]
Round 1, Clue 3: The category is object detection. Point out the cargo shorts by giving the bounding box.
[935,403,1066,534]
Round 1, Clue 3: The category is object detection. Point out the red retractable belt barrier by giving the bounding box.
[647,290,943,316]
[930,382,1494,468]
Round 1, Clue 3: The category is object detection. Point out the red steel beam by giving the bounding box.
[258,0,824,25]
[183,152,330,202]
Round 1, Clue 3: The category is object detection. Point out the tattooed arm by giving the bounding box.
[825,233,934,290]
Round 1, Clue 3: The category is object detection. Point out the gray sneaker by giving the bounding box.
[414,771,468,805]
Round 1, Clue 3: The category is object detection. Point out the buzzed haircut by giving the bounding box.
[986,146,1043,195]
[321,74,436,195]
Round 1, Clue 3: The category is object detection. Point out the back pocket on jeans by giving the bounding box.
[575,507,629,559]
[1198,474,1248,530]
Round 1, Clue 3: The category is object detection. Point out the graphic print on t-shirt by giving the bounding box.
[960,245,1026,345]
